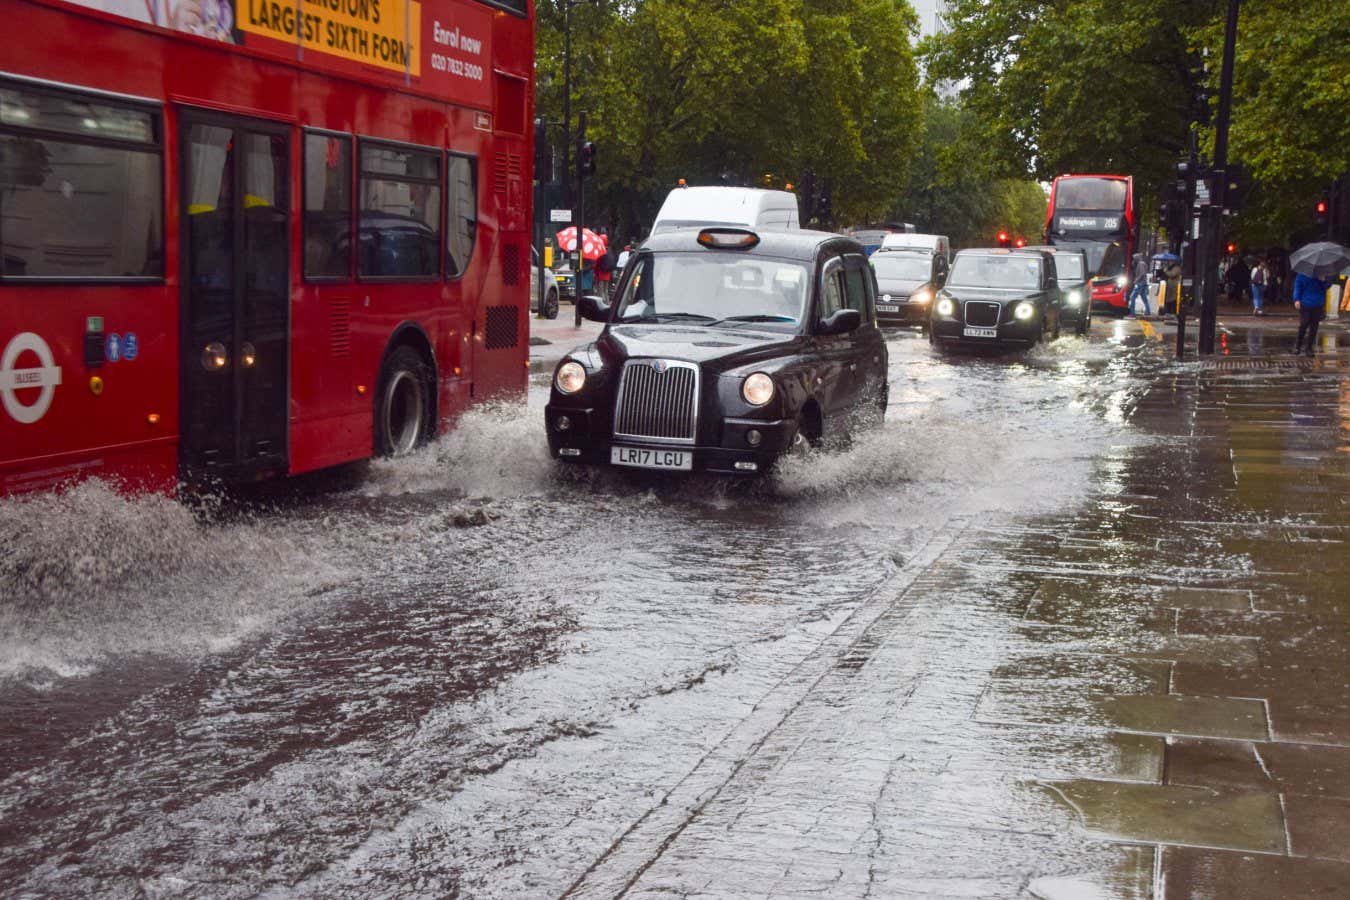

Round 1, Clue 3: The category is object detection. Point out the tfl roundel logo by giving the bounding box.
[1,332,64,425]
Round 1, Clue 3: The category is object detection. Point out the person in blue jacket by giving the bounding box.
[1293,271,1334,355]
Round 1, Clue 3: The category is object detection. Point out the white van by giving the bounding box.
[879,232,951,261]
[651,186,801,235]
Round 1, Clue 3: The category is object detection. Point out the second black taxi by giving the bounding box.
[929,248,1063,350]
[545,228,889,475]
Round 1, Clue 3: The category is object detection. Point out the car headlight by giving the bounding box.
[1014,301,1036,321]
[935,296,956,317]
[1115,275,1128,288]
[742,372,775,406]
[911,287,933,305]
[1068,290,1083,306]
[555,361,586,394]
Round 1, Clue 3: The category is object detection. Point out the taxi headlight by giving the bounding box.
[1068,290,1083,306]
[555,361,586,394]
[935,296,956,317]
[1014,301,1036,321]
[911,287,933,305]
[742,372,775,406]
[1115,275,1128,288]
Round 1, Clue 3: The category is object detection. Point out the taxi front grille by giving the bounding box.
[964,301,1001,327]
[613,360,699,445]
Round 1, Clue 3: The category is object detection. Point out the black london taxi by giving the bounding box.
[870,248,947,326]
[545,228,889,475]
[929,248,1062,350]
[1025,245,1091,335]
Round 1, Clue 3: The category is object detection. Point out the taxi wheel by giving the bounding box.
[544,289,560,320]
[1051,314,1060,341]
[1076,314,1089,337]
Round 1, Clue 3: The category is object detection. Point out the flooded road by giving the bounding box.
[0,325,1231,896]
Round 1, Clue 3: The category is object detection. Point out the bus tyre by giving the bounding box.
[375,346,434,458]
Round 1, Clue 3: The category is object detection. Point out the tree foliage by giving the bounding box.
[925,0,1350,245]
[535,0,924,238]
[888,96,1045,249]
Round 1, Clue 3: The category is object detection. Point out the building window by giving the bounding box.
[0,82,163,280]
[304,132,352,280]
[358,142,441,279]
[445,153,477,278]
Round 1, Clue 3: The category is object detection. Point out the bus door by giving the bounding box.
[179,114,290,478]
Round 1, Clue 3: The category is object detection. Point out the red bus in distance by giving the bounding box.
[1,0,533,496]
[1043,174,1137,314]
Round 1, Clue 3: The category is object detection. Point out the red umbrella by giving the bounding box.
[556,226,607,261]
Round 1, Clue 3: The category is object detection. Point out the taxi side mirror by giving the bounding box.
[819,308,861,335]
[578,294,610,322]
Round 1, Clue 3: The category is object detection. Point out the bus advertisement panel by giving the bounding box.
[0,0,534,495]
[1044,175,1137,314]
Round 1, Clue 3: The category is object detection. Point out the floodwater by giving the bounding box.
[0,327,1165,896]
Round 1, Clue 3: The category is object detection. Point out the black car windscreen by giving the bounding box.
[615,253,811,325]
[948,254,1042,291]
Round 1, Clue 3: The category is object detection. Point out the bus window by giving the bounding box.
[1055,177,1126,211]
[0,81,162,279]
[445,153,477,278]
[358,142,441,279]
[303,132,352,280]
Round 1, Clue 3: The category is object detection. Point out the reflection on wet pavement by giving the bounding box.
[3,323,1350,896]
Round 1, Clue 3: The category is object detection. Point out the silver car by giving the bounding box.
[531,247,561,319]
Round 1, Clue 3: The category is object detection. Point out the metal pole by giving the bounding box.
[574,110,587,327]
[562,1,572,209]
[1199,0,1240,355]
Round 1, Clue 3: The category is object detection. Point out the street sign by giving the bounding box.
[550,208,572,223]
[1195,179,1211,207]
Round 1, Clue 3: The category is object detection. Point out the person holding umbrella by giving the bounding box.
[1289,241,1350,355]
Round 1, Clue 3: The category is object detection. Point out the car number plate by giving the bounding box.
[963,326,998,338]
[877,304,900,313]
[611,446,692,471]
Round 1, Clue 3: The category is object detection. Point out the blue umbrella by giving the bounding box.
[1151,252,1180,263]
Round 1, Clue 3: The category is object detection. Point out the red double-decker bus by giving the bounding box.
[1,0,533,495]
[1044,174,1137,314]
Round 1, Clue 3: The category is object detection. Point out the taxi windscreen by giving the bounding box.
[1054,254,1085,280]
[948,254,1042,291]
[871,253,931,282]
[615,253,810,327]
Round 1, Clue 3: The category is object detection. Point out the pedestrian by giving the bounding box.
[1127,253,1150,317]
[616,243,632,270]
[1293,270,1333,356]
[594,238,616,300]
[1250,259,1268,315]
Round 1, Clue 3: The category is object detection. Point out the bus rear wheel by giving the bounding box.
[375,346,434,457]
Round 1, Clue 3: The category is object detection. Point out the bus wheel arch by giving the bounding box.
[374,325,438,458]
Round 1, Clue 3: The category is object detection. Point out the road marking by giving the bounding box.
[1138,320,1161,342]
[564,518,969,898]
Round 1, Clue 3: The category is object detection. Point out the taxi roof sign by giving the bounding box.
[697,228,760,250]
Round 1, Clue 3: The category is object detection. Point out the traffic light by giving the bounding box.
[996,230,1011,248]
[1315,195,1329,227]
[1013,236,1027,248]
[578,141,597,179]
[1225,241,1237,255]
[533,119,551,183]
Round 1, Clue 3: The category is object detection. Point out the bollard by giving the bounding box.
[1328,283,1341,320]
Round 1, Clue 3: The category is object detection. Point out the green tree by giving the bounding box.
[536,0,924,238]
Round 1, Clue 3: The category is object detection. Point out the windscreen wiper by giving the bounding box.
[709,314,797,326]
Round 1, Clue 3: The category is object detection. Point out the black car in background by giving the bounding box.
[870,248,947,326]
[545,228,889,475]
[929,248,1062,350]
[1025,245,1091,335]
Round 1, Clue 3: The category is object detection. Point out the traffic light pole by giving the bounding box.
[573,110,587,327]
[1198,0,1240,355]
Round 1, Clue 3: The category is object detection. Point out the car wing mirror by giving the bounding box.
[578,294,610,323]
[819,308,861,335]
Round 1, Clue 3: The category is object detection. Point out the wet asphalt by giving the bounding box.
[1,314,1348,898]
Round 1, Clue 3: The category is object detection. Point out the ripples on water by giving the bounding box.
[0,332,1145,681]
